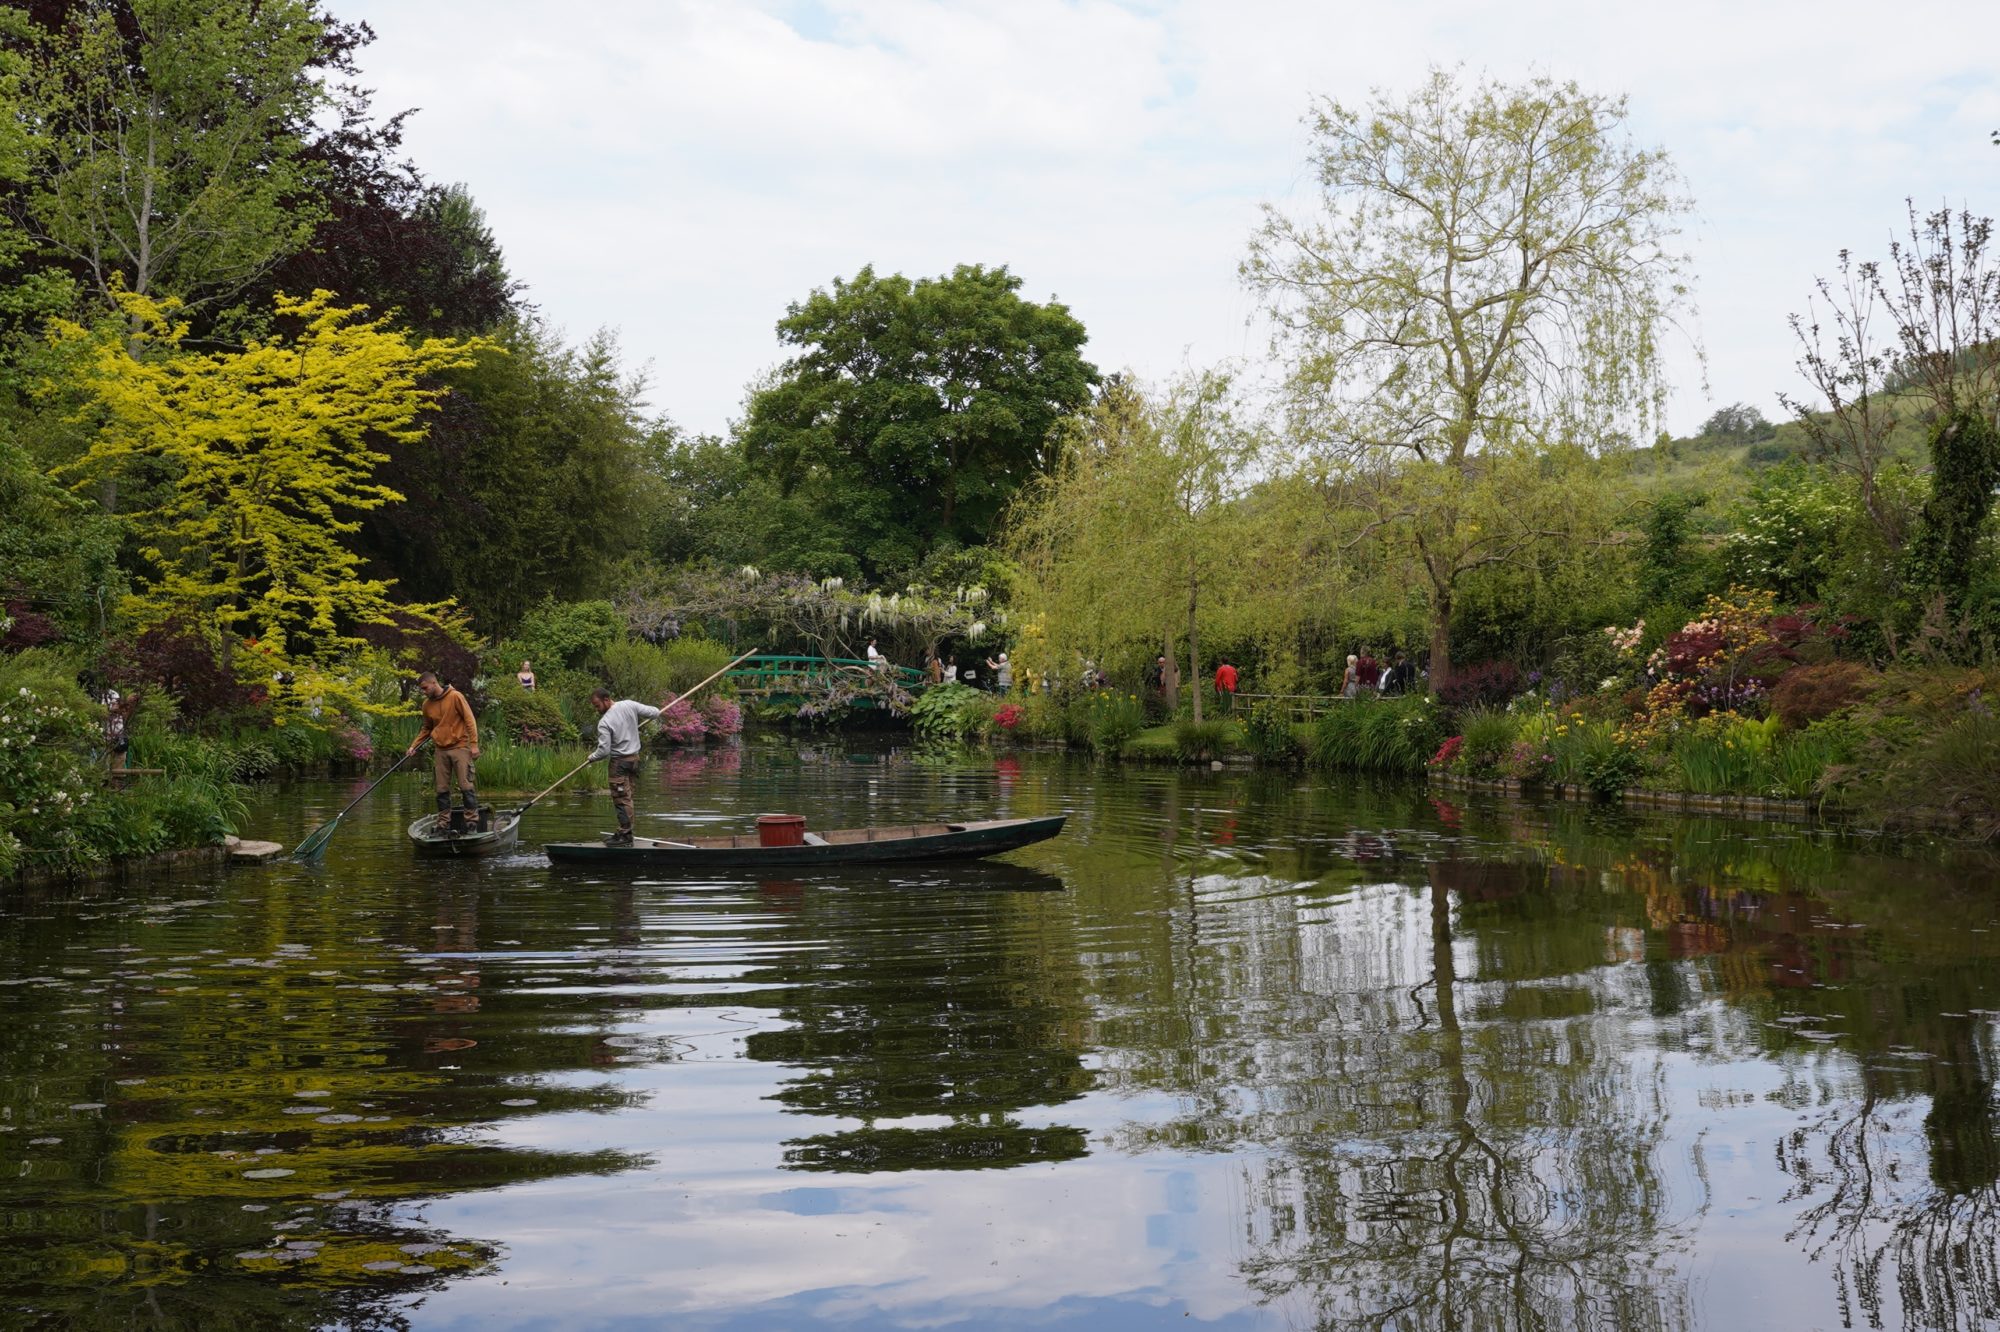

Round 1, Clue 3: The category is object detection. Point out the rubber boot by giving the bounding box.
[461,789,481,834]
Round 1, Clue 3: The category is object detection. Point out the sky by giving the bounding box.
[335,0,2000,441]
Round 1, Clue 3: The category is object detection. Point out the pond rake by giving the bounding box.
[294,745,420,862]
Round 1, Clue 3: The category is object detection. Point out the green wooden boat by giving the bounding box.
[543,814,1065,870]
[409,807,522,858]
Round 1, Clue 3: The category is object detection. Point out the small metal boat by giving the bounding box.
[408,807,522,858]
[544,814,1065,870]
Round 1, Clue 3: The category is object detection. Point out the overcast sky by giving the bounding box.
[336,0,2000,440]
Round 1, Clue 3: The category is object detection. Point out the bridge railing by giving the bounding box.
[1233,691,1348,723]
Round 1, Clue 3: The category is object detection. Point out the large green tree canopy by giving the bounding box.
[740,263,1098,579]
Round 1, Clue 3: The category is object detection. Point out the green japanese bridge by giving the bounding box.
[725,653,929,707]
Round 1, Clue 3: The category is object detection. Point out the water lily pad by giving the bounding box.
[499,1098,537,1107]
[243,1167,295,1179]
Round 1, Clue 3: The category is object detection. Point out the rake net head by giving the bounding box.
[292,820,339,861]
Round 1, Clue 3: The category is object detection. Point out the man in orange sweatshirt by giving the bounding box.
[407,671,480,826]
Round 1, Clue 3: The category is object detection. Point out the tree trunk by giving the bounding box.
[1186,563,1203,725]
[1161,629,1180,713]
[1428,596,1452,698]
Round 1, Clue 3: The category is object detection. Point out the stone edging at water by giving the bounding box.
[1427,771,1823,822]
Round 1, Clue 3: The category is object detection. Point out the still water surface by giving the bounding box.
[4,738,1999,1330]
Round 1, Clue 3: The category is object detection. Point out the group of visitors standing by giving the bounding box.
[1340,648,1418,698]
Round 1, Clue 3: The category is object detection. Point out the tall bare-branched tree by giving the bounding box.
[1245,69,1693,683]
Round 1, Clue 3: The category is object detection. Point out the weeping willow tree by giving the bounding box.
[1010,370,1315,721]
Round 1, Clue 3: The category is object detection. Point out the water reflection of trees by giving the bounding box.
[1104,848,1698,1331]
[0,876,646,1329]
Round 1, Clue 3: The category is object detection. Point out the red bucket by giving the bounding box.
[756,813,807,847]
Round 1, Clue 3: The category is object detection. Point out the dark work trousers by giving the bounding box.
[608,755,641,831]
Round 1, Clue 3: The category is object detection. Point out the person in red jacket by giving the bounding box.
[1214,661,1239,711]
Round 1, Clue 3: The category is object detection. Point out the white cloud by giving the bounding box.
[337,0,2000,438]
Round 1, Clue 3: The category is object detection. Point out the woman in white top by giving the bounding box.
[1340,654,1360,698]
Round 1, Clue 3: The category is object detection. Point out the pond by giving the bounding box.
[3,738,1999,1330]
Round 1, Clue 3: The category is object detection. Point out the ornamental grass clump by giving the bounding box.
[1456,709,1517,778]
[1668,714,1778,795]
[1171,719,1233,763]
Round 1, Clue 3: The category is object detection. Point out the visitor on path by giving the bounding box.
[1380,650,1413,696]
[517,660,536,691]
[926,652,944,685]
[987,652,1013,692]
[588,689,661,847]
[1341,654,1361,699]
[1214,661,1239,710]
[1357,649,1381,690]
[945,655,959,683]
[866,638,887,671]
[408,671,480,826]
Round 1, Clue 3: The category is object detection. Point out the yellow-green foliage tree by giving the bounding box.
[54,289,485,714]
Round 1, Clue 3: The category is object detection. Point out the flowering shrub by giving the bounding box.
[699,694,743,736]
[1602,620,1645,656]
[337,724,373,763]
[993,703,1022,731]
[0,685,101,875]
[1499,738,1556,782]
[1429,735,1464,769]
[656,699,708,745]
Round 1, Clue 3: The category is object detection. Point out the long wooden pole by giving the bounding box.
[510,647,761,817]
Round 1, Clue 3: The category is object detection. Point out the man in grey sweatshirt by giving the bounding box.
[589,689,662,845]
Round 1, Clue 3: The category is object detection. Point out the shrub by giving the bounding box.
[1437,661,1521,709]
[489,680,572,744]
[0,680,102,871]
[1004,693,1065,743]
[1499,738,1556,783]
[100,622,258,723]
[602,636,739,703]
[1429,735,1464,769]
[511,599,624,671]
[1456,709,1517,777]
[1242,701,1300,761]
[1171,719,1233,763]
[911,683,997,743]
[1581,742,1645,798]
[654,699,708,746]
[1767,661,1870,730]
[699,694,743,736]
